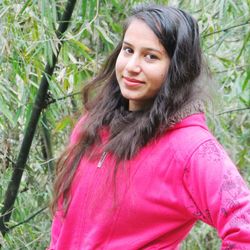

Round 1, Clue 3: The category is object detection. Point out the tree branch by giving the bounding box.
[47,91,81,106]
[7,207,47,232]
[217,107,250,115]
[213,64,250,74]
[202,20,250,38]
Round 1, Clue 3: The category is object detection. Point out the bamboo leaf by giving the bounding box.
[17,0,33,16]
[68,38,92,60]
[69,38,91,53]
[242,70,250,91]
[82,0,87,20]
[95,25,114,45]
[89,0,96,20]
[217,56,232,66]
[0,98,15,126]
[239,96,250,106]
[236,32,250,62]
[45,40,53,67]
[51,0,58,25]
[54,116,73,132]
[13,107,22,125]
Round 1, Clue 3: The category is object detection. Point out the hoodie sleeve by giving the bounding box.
[183,139,250,250]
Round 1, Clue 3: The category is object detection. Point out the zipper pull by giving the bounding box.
[97,152,107,168]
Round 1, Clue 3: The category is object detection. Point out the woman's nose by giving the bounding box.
[125,55,141,74]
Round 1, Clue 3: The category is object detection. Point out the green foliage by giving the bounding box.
[0,0,249,249]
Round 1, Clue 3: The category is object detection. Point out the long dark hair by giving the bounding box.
[51,4,206,214]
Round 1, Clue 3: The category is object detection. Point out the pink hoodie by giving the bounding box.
[48,113,250,249]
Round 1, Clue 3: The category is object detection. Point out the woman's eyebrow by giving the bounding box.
[123,41,164,54]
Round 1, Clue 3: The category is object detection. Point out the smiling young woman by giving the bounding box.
[115,19,171,111]
[48,4,250,250]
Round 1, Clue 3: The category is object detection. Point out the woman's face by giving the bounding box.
[115,19,170,111]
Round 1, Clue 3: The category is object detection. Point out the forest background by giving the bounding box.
[0,0,249,249]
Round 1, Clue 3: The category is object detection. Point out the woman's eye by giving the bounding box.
[145,54,158,61]
[123,47,133,54]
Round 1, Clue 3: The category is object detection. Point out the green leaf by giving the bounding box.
[0,97,15,126]
[89,0,96,20]
[17,0,33,16]
[95,25,114,45]
[68,38,92,60]
[13,107,22,125]
[54,116,73,132]
[82,0,87,20]
[216,55,232,66]
[45,40,53,67]
[236,32,250,62]
[239,96,249,106]
[242,70,250,91]
[69,38,91,53]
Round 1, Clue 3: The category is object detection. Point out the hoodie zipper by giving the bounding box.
[97,152,107,168]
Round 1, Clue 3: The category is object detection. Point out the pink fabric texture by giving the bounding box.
[48,113,250,249]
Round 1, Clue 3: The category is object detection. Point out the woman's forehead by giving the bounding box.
[123,19,165,52]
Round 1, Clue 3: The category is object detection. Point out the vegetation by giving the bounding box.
[0,0,249,249]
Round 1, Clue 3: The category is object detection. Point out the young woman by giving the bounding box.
[48,4,250,250]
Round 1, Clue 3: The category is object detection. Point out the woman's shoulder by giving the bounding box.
[167,113,212,141]
[158,113,217,161]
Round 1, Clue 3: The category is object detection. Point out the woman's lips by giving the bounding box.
[123,76,145,87]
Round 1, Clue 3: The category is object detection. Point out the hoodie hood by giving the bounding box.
[167,99,206,130]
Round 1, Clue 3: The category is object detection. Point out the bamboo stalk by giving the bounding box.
[0,0,77,238]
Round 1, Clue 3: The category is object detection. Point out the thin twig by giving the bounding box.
[213,64,250,74]
[47,91,81,105]
[217,107,250,115]
[7,207,48,232]
[0,151,16,166]
[202,20,250,38]
[48,91,250,117]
